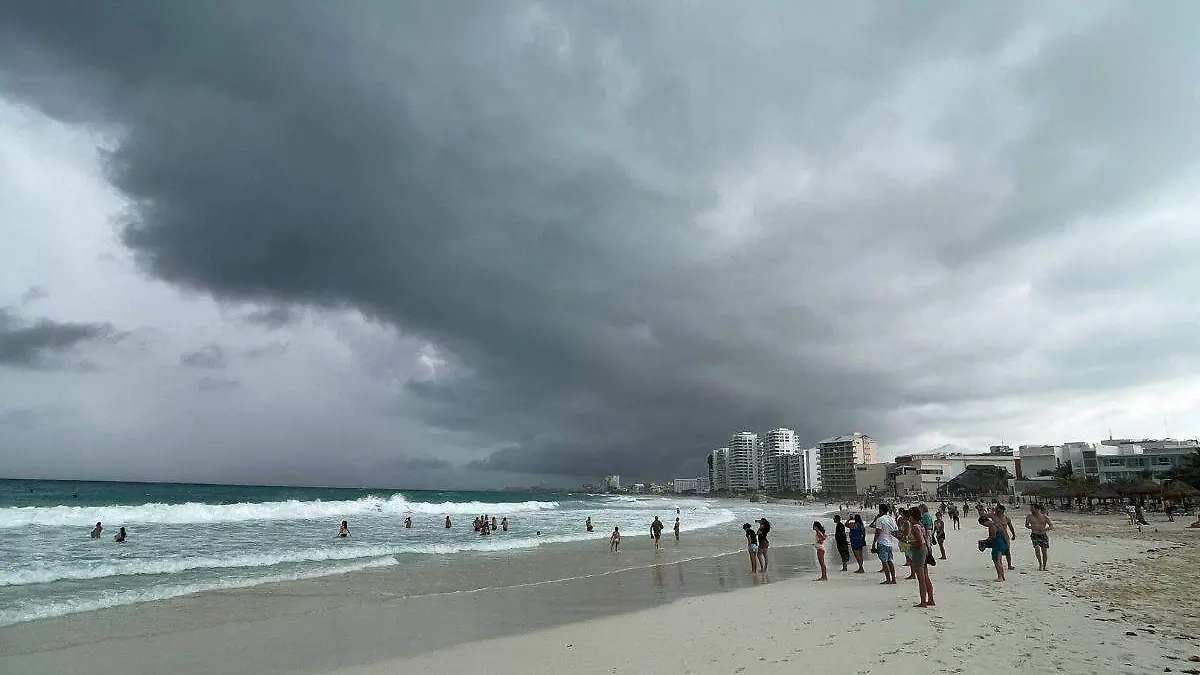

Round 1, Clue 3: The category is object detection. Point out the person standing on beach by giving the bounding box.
[1024,503,1053,570]
[90,521,103,538]
[872,504,898,585]
[756,518,771,571]
[979,514,1009,582]
[650,516,664,550]
[906,510,934,607]
[610,527,621,552]
[833,515,850,572]
[848,514,867,573]
[949,504,961,530]
[674,517,681,541]
[933,511,947,560]
[813,521,828,581]
[992,505,1016,570]
[743,523,759,573]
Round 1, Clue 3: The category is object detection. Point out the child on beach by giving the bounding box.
[813,521,828,581]
[934,511,947,560]
[743,523,759,573]
[610,527,621,552]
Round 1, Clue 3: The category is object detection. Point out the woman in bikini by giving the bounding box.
[907,508,935,607]
[813,521,828,581]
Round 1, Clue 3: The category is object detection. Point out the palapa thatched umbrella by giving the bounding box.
[1088,483,1121,501]
[1159,480,1199,501]
[1116,480,1163,497]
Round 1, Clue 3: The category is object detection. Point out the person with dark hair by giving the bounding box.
[338,520,350,538]
[833,515,850,572]
[756,518,771,571]
[979,514,1009,582]
[813,521,828,581]
[933,511,947,560]
[872,504,898,585]
[992,504,1016,570]
[743,523,759,573]
[848,514,867,573]
[906,509,934,607]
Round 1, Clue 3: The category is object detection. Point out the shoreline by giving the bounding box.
[5,511,1196,675]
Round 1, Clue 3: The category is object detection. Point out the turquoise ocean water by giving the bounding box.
[0,479,736,626]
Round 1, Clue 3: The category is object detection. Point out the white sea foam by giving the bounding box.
[0,494,560,528]
[0,507,737,587]
[0,557,399,627]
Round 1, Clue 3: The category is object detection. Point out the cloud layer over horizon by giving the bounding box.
[3,2,1200,488]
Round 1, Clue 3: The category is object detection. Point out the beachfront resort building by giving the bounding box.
[804,447,821,493]
[1093,438,1200,482]
[760,428,801,492]
[672,477,711,494]
[855,462,894,497]
[727,431,761,491]
[1064,441,1100,478]
[817,433,877,496]
[710,447,730,492]
[1017,444,1062,477]
[892,446,1017,498]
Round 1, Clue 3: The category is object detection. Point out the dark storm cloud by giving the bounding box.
[0,308,118,369]
[178,344,227,369]
[3,2,1199,479]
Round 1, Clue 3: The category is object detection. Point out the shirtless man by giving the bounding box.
[992,504,1017,570]
[650,516,664,550]
[1024,503,1053,570]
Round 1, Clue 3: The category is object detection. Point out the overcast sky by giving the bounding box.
[2,2,1199,489]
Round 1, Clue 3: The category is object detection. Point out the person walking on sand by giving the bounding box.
[673,517,681,541]
[833,515,850,572]
[979,514,1009,582]
[756,518,772,571]
[849,514,867,573]
[743,523,759,573]
[650,516,664,550]
[813,521,828,581]
[90,521,103,539]
[873,504,899,585]
[906,509,935,607]
[1025,503,1053,570]
[949,504,961,530]
[992,504,1016,570]
[338,520,350,538]
[934,511,947,560]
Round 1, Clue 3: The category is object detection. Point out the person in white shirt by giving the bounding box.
[872,504,899,585]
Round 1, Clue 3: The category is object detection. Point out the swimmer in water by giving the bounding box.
[445,516,452,529]
[501,517,508,532]
[338,520,350,538]
[404,516,412,529]
[90,522,103,538]
[114,527,127,543]
[586,516,593,532]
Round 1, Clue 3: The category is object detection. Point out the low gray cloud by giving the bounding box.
[0,407,38,431]
[179,344,227,369]
[242,341,288,360]
[197,376,241,392]
[20,286,47,304]
[2,3,1199,485]
[0,308,118,369]
[242,306,299,330]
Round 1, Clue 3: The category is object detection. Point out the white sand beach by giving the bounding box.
[3,510,1198,675]
[333,512,1200,675]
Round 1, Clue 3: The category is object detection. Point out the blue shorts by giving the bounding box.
[876,543,894,563]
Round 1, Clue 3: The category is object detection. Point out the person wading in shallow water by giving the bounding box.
[650,516,664,550]
[743,523,759,573]
[756,518,772,571]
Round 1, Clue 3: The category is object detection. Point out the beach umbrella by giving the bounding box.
[1088,484,1121,500]
[1116,480,1163,496]
[1159,481,1199,501]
